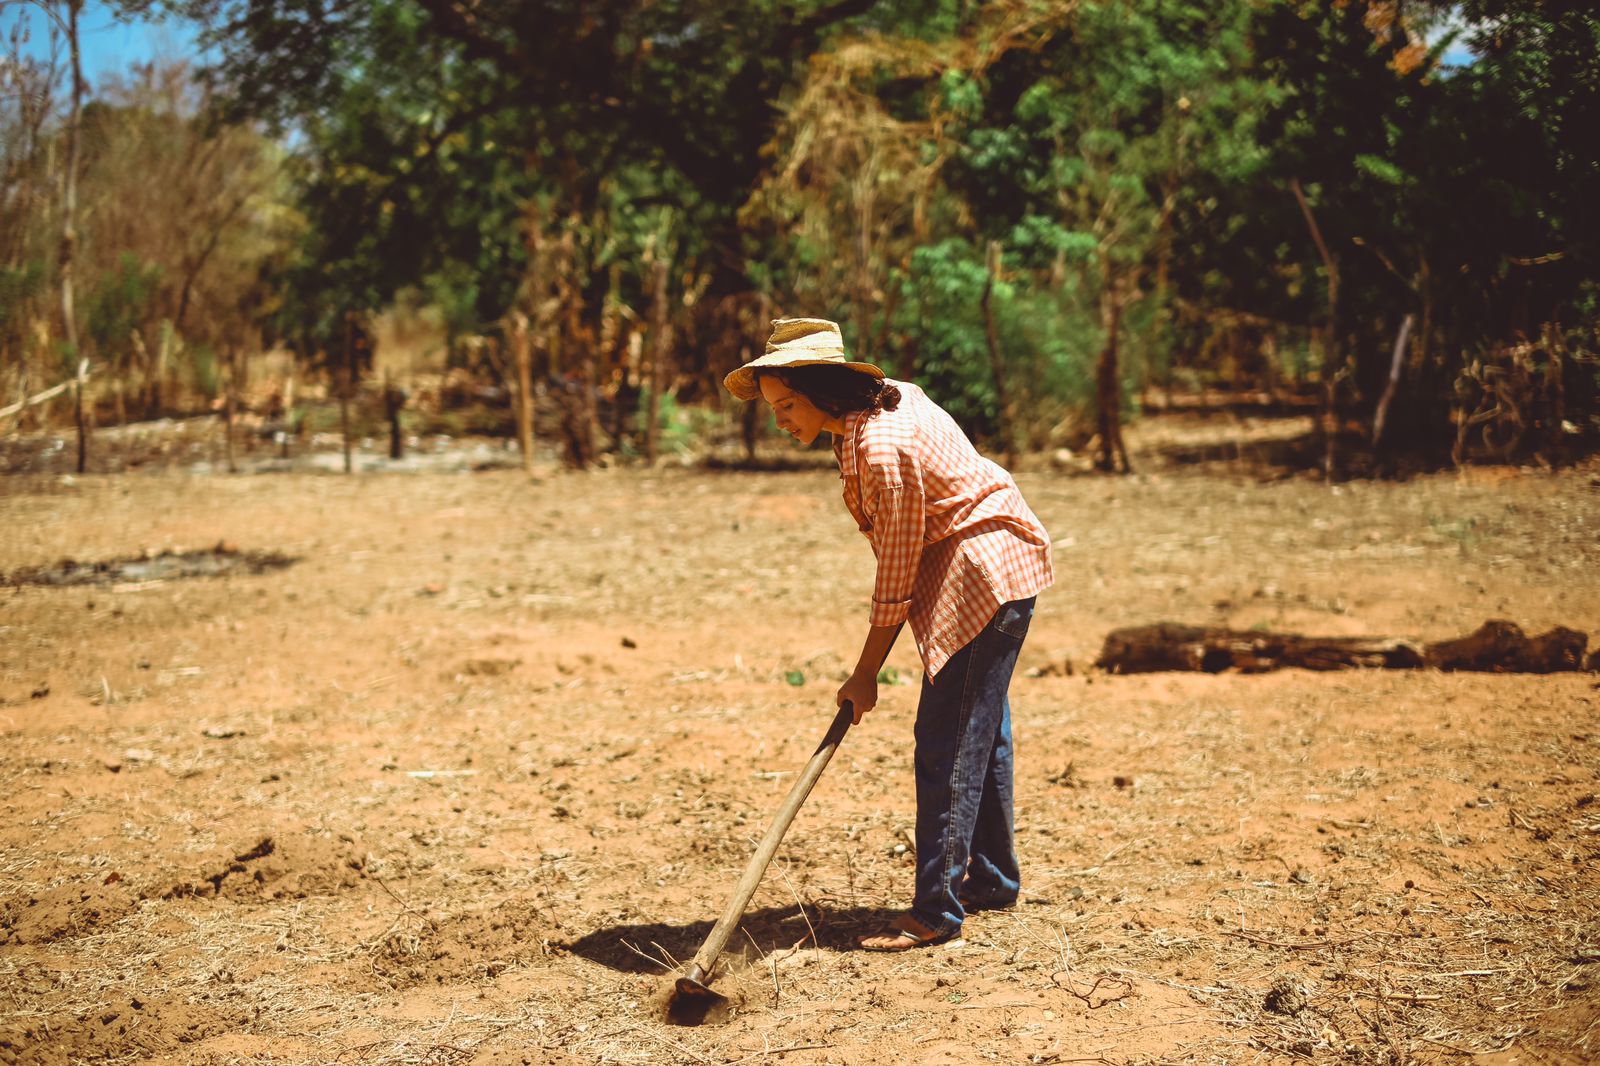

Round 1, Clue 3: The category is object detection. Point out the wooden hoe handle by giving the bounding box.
[682,701,854,982]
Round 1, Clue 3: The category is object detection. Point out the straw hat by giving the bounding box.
[723,318,885,401]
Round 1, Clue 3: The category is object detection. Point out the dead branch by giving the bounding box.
[1051,971,1134,1008]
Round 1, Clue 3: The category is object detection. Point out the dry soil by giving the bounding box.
[2,415,1598,1065]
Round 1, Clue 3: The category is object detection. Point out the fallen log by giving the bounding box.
[1096,620,1592,675]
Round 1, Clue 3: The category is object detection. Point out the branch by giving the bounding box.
[1289,176,1338,309]
[0,363,93,423]
[1,0,71,39]
[1350,235,1416,294]
[175,180,259,330]
[1371,312,1414,447]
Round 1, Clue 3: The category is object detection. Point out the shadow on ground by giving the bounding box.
[560,904,903,974]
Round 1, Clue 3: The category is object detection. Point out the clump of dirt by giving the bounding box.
[0,994,243,1065]
[370,897,552,986]
[0,880,137,945]
[2,542,295,588]
[1263,973,1312,1015]
[162,830,365,900]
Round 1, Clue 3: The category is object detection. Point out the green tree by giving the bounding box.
[1250,0,1599,464]
[166,0,899,361]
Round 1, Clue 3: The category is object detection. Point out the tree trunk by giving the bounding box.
[557,218,597,469]
[1371,313,1414,449]
[155,321,173,418]
[58,0,82,362]
[73,358,88,474]
[981,241,1016,469]
[1094,279,1131,474]
[280,371,295,458]
[644,258,670,465]
[223,346,237,474]
[114,369,126,428]
[509,311,536,475]
[384,372,405,460]
[598,261,627,459]
[340,314,354,475]
[1416,256,1432,379]
[62,0,85,473]
[9,370,26,433]
[514,200,547,472]
[1538,322,1564,468]
[131,328,153,419]
[1290,178,1340,482]
[742,291,770,465]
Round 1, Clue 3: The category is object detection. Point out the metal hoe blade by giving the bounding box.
[665,964,731,1026]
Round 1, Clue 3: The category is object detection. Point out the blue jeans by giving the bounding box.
[910,596,1035,938]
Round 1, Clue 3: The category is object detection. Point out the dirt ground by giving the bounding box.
[2,412,1598,1065]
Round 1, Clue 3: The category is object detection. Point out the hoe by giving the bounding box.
[664,701,854,1025]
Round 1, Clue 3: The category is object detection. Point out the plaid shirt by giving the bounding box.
[833,380,1054,680]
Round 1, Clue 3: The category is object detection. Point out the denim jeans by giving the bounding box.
[909,596,1036,938]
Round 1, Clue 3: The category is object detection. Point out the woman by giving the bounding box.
[724,317,1054,951]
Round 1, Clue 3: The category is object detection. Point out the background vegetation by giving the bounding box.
[4,0,1597,473]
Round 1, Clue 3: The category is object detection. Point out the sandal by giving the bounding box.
[959,891,1018,913]
[856,915,950,952]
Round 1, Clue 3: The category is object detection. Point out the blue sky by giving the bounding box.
[1425,7,1481,69]
[5,0,208,91]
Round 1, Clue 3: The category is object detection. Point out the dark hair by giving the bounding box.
[758,365,902,418]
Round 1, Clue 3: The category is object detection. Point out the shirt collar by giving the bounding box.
[831,408,868,478]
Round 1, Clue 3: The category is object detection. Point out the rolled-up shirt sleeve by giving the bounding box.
[862,443,924,627]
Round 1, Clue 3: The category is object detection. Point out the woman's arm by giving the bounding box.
[838,622,905,724]
[839,436,923,725]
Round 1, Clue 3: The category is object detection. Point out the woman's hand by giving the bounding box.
[837,670,879,725]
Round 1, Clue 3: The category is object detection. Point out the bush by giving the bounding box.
[889,238,1100,447]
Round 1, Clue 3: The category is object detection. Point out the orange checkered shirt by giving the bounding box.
[833,380,1054,680]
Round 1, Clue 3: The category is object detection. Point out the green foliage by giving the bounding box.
[185,342,220,398]
[85,253,163,359]
[891,240,998,430]
[423,266,485,367]
[0,261,46,333]
[0,261,48,371]
[1246,0,1600,448]
[891,239,1095,443]
[199,0,896,342]
[636,390,719,456]
[80,0,1593,463]
[1353,153,1407,187]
